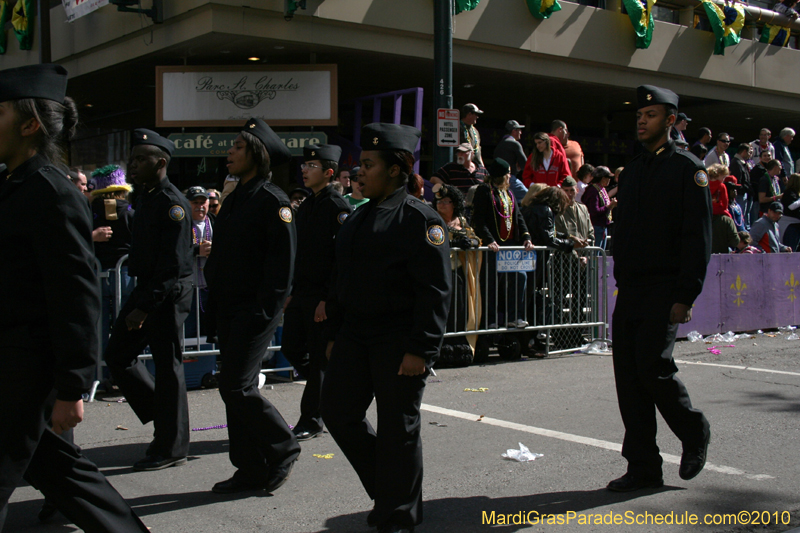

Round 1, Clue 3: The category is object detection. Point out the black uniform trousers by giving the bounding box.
[281,295,328,432]
[320,329,427,529]
[612,285,709,475]
[216,308,301,481]
[0,344,147,532]
[104,279,193,459]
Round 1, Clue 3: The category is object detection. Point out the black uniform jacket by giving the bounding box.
[331,187,452,363]
[127,177,193,313]
[293,184,352,299]
[613,140,712,306]
[471,184,531,246]
[92,198,134,270]
[0,154,101,401]
[204,176,296,321]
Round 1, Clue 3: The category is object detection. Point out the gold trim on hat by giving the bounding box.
[373,137,379,145]
[646,94,652,101]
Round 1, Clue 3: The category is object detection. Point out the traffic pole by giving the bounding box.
[433,0,454,172]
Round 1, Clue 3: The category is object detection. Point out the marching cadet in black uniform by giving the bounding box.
[608,85,712,492]
[204,118,301,494]
[320,123,452,533]
[283,144,352,441]
[104,129,194,471]
[0,63,148,532]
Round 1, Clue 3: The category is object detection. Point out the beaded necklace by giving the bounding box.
[489,185,514,241]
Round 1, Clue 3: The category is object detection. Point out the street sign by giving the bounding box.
[497,250,536,272]
[437,108,460,147]
[167,132,328,158]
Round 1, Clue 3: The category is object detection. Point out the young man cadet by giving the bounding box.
[104,129,194,471]
[609,85,712,492]
[282,144,352,440]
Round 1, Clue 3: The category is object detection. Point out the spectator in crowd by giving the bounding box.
[774,127,795,180]
[289,187,309,211]
[460,103,484,166]
[758,159,783,215]
[344,167,370,210]
[184,186,214,339]
[750,149,773,196]
[522,132,571,187]
[574,163,594,203]
[494,120,527,174]
[750,202,792,253]
[207,188,220,216]
[774,0,799,19]
[407,173,425,200]
[68,168,88,197]
[726,182,746,232]
[104,130,194,472]
[320,123,451,533]
[90,165,135,351]
[706,163,730,217]
[582,166,617,250]
[693,127,712,149]
[733,231,764,254]
[219,174,239,206]
[669,112,691,143]
[704,132,732,167]
[331,181,345,195]
[780,173,800,250]
[608,166,623,199]
[471,158,534,329]
[749,128,775,168]
[690,143,708,161]
[0,62,149,533]
[711,204,739,254]
[555,176,594,249]
[337,167,353,194]
[283,144,351,443]
[431,142,487,193]
[730,143,754,229]
[204,118,300,494]
[551,120,583,176]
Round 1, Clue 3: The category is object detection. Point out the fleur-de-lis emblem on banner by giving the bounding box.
[731,275,747,307]
[786,273,799,302]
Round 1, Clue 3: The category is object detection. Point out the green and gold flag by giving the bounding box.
[622,0,656,49]
[0,1,10,55]
[455,0,480,14]
[760,23,791,47]
[702,1,745,55]
[12,0,33,51]
[526,0,562,20]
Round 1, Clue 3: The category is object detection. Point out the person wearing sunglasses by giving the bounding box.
[704,132,733,168]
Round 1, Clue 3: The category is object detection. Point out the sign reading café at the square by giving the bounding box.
[156,65,338,127]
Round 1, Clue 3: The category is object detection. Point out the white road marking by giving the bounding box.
[420,403,774,481]
[676,360,800,377]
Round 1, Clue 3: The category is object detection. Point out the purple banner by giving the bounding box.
[605,254,800,339]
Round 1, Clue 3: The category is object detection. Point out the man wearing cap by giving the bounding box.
[430,143,488,194]
[704,132,732,168]
[669,112,691,143]
[460,103,484,166]
[555,176,594,249]
[184,186,214,339]
[494,120,527,174]
[282,144,351,442]
[104,129,194,472]
[610,85,712,492]
[750,202,792,253]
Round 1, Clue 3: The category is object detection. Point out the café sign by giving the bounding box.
[167,132,329,158]
[156,65,337,127]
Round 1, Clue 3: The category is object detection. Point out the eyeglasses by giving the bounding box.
[301,163,321,170]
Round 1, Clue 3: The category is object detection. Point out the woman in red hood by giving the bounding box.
[707,163,731,218]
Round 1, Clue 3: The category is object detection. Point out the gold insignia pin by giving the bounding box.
[249,123,256,128]
[142,134,148,140]
[373,137,379,146]
[311,151,315,156]
[646,94,652,101]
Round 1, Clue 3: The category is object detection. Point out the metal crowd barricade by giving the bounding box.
[444,245,609,360]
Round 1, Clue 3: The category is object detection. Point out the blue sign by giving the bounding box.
[497,250,536,272]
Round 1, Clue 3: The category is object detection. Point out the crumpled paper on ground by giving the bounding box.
[502,443,543,462]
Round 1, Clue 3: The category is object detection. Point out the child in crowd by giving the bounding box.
[733,231,764,254]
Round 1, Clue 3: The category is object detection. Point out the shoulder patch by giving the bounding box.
[279,206,293,223]
[168,205,185,221]
[337,211,349,225]
[427,225,446,246]
[694,170,709,188]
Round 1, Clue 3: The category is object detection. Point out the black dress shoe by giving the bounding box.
[38,500,58,522]
[680,431,711,480]
[607,472,664,492]
[292,426,322,441]
[378,523,414,533]
[212,476,267,494]
[264,458,296,493]
[133,455,187,472]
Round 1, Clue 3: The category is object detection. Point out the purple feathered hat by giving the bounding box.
[91,165,131,196]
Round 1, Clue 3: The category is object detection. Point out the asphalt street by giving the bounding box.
[6,332,800,533]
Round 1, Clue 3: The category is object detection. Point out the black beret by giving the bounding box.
[132,129,176,157]
[304,144,342,163]
[243,118,292,166]
[637,85,679,110]
[487,157,511,178]
[361,123,421,154]
[0,64,68,104]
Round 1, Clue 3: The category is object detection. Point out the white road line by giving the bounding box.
[420,403,774,481]
[676,360,800,377]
